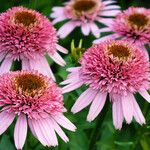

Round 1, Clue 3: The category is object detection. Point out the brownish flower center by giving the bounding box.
[14,74,45,92]
[128,13,149,28]
[107,44,131,61]
[73,0,97,12]
[14,11,37,27]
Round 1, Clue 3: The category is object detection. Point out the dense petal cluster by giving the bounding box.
[94,7,150,46]
[0,6,68,80]
[51,0,120,38]
[62,40,150,129]
[0,71,76,149]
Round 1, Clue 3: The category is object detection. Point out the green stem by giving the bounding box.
[88,98,110,150]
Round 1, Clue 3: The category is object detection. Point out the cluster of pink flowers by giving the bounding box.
[0,0,150,149]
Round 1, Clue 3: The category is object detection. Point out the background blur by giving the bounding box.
[0,0,150,150]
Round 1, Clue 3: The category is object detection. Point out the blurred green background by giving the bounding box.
[0,0,150,150]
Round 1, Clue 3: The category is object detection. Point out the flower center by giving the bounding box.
[73,0,97,12]
[14,11,37,27]
[127,13,149,29]
[107,44,131,61]
[14,74,45,93]
[71,0,99,17]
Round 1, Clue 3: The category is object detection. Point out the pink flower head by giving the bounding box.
[51,0,120,38]
[0,6,68,81]
[0,70,76,149]
[61,40,150,129]
[94,7,150,46]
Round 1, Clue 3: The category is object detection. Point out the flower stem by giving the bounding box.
[88,98,110,150]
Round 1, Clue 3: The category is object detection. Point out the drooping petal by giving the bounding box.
[29,57,56,81]
[93,34,120,44]
[38,119,58,146]
[56,44,68,54]
[90,22,100,38]
[131,95,145,124]
[103,5,120,10]
[87,92,107,122]
[53,115,76,132]
[71,88,98,113]
[29,119,48,146]
[0,111,15,135]
[112,100,124,130]
[22,58,31,70]
[67,67,82,72]
[49,52,66,66]
[52,16,67,25]
[101,10,120,17]
[81,23,90,36]
[62,81,84,93]
[57,21,78,38]
[0,58,13,74]
[121,94,134,124]
[139,90,150,103]
[14,114,27,150]
[50,117,69,143]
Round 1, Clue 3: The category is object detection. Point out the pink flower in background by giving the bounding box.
[51,0,120,38]
[0,71,76,149]
[61,40,150,129]
[94,7,150,46]
[0,6,68,81]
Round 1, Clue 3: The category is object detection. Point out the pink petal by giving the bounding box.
[28,120,37,138]
[103,5,120,10]
[0,111,15,135]
[14,114,27,150]
[29,119,48,146]
[53,115,76,132]
[103,0,116,6]
[49,52,66,66]
[90,22,100,38]
[0,58,12,74]
[101,10,120,16]
[38,119,58,146]
[81,23,90,36]
[56,44,68,54]
[131,95,145,125]
[93,34,118,44]
[62,81,84,93]
[50,117,69,143]
[121,94,134,124]
[0,52,5,62]
[22,58,31,70]
[57,21,77,38]
[139,90,150,102]
[71,88,98,113]
[99,27,111,33]
[29,57,56,81]
[67,67,82,72]
[52,16,67,25]
[112,100,123,130]
[97,18,113,26]
[87,92,107,122]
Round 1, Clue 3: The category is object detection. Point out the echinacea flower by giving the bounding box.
[50,0,121,38]
[61,40,150,129]
[0,70,76,149]
[0,6,68,81]
[94,7,150,46]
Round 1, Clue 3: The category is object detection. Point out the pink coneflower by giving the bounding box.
[61,40,150,129]
[0,6,68,81]
[94,7,150,46]
[50,0,120,38]
[0,71,76,149]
